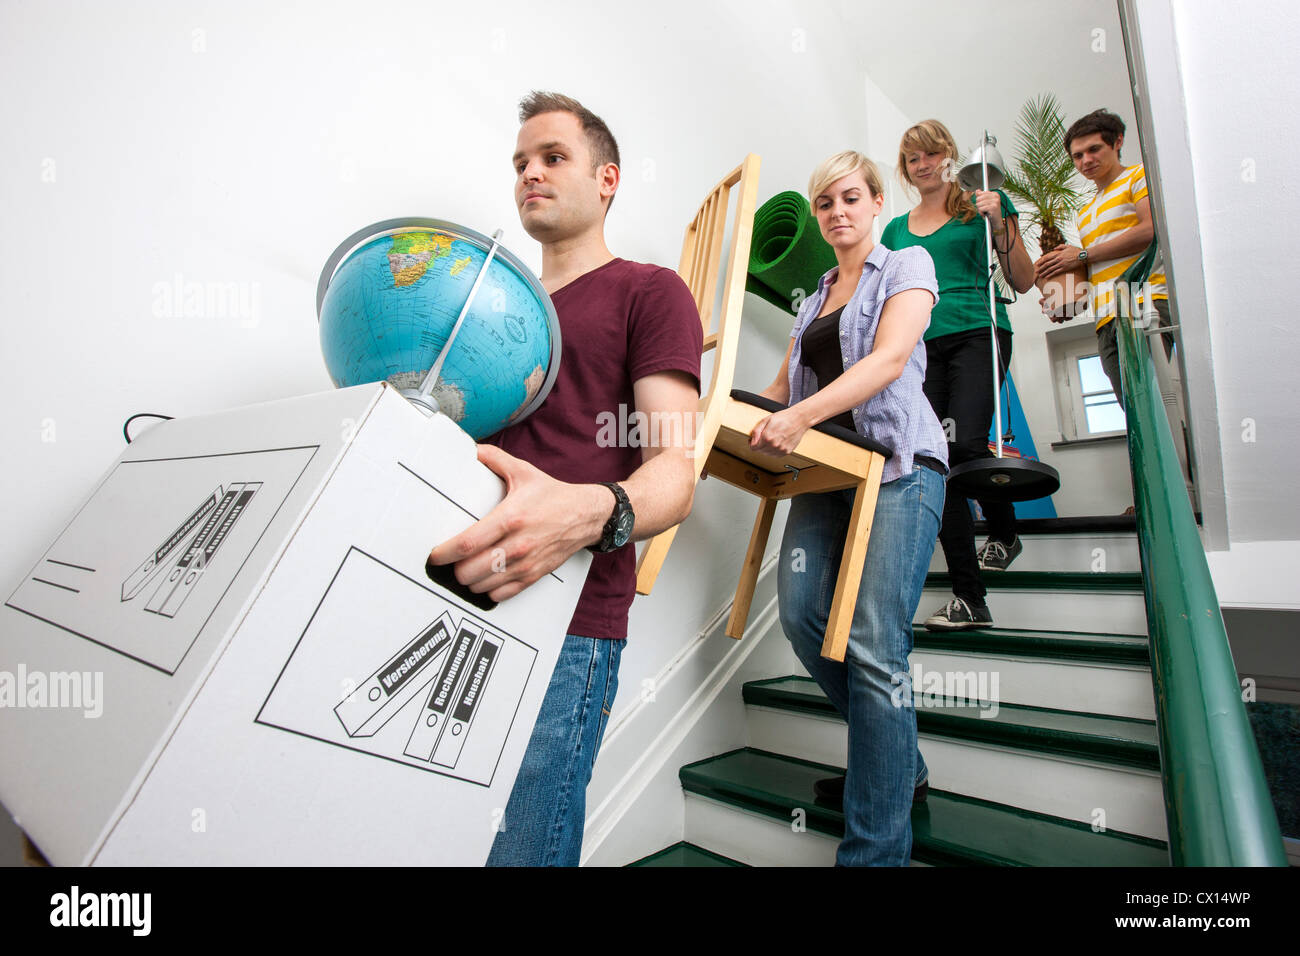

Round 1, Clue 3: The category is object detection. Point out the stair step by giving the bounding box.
[974,515,1137,535]
[912,626,1149,667]
[744,677,1159,770]
[781,628,1156,718]
[905,649,1154,719]
[680,748,1169,866]
[917,587,1146,634]
[627,841,748,867]
[931,532,1141,573]
[925,571,1143,592]
[742,677,1167,839]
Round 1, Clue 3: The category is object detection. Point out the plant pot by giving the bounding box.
[1035,259,1089,319]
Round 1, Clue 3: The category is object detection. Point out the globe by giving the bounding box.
[316,217,560,439]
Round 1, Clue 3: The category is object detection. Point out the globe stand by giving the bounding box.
[402,228,505,418]
[951,131,1061,505]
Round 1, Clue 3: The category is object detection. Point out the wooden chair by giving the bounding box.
[635,155,893,662]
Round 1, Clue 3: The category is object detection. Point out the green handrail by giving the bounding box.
[1113,245,1286,865]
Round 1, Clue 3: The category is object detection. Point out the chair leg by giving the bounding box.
[821,474,882,662]
[635,525,681,595]
[726,497,778,641]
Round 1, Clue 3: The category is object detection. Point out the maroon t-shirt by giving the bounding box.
[489,258,703,640]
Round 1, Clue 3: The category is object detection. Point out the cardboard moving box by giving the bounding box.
[0,383,590,865]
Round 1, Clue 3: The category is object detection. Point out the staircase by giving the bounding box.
[629,521,1173,867]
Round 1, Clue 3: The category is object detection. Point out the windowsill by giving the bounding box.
[1050,433,1128,449]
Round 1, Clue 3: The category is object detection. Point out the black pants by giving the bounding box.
[923,327,1017,605]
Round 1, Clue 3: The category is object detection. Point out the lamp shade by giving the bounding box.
[957,139,1007,191]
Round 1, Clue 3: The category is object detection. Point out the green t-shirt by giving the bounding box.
[880,189,1016,341]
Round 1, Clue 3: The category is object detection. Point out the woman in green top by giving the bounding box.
[881,119,1036,630]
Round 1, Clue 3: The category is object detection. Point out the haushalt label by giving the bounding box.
[452,638,500,723]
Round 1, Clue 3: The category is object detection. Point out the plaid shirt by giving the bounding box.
[787,243,947,483]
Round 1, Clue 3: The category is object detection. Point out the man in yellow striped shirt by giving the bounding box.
[1036,109,1169,398]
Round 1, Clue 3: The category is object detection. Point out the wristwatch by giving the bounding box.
[590,482,634,553]
[1077,248,1089,263]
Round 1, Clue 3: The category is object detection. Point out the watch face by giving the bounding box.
[613,511,634,547]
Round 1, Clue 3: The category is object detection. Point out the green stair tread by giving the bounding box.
[680,748,1168,867]
[924,571,1143,591]
[744,677,1159,769]
[628,842,748,867]
[912,626,1150,665]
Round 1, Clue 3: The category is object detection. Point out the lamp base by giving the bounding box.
[947,456,1061,503]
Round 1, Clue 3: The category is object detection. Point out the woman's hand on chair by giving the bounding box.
[750,407,811,456]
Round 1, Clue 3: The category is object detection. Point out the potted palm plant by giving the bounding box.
[1000,94,1089,318]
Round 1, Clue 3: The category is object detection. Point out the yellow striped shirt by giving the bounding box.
[1076,164,1167,328]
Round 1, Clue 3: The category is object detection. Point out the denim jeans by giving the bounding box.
[777,466,944,866]
[486,632,624,866]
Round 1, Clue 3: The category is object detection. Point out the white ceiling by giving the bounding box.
[848,0,1141,169]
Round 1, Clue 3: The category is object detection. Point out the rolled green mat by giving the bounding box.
[745,190,838,316]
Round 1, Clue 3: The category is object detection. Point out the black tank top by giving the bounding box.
[799,305,856,431]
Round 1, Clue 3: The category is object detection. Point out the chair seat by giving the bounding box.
[729,389,893,459]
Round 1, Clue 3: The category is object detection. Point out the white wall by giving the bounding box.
[1168,0,1300,545]
[0,0,867,833]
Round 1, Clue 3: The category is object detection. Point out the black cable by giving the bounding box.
[993,210,1020,257]
[992,213,1021,306]
[123,413,174,444]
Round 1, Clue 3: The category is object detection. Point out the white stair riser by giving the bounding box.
[745,706,1168,841]
[683,793,930,867]
[930,534,1142,574]
[917,588,1147,634]
[908,650,1156,719]
[786,651,1156,719]
[683,793,839,866]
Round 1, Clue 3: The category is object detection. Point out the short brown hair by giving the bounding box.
[1065,109,1126,159]
[518,91,620,170]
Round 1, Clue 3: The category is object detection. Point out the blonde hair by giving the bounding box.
[807,150,884,205]
[897,119,976,223]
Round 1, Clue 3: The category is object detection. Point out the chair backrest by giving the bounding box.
[677,155,761,406]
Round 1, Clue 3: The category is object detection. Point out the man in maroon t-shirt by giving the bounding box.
[427,92,703,865]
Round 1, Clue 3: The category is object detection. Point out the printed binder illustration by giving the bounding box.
[404,623,502,768]
[142,482,261,618]
[334,612,456,738]
[121,485,224,601]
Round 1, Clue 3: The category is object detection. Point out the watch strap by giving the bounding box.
[591,482,632,553]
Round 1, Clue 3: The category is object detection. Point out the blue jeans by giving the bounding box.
[486,632,624,866]
[777,466,944,866]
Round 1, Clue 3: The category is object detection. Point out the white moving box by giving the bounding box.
[0,383,590,865]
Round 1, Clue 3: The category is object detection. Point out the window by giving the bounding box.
[1078,354,1126,434]
[1048,326,1127,442]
